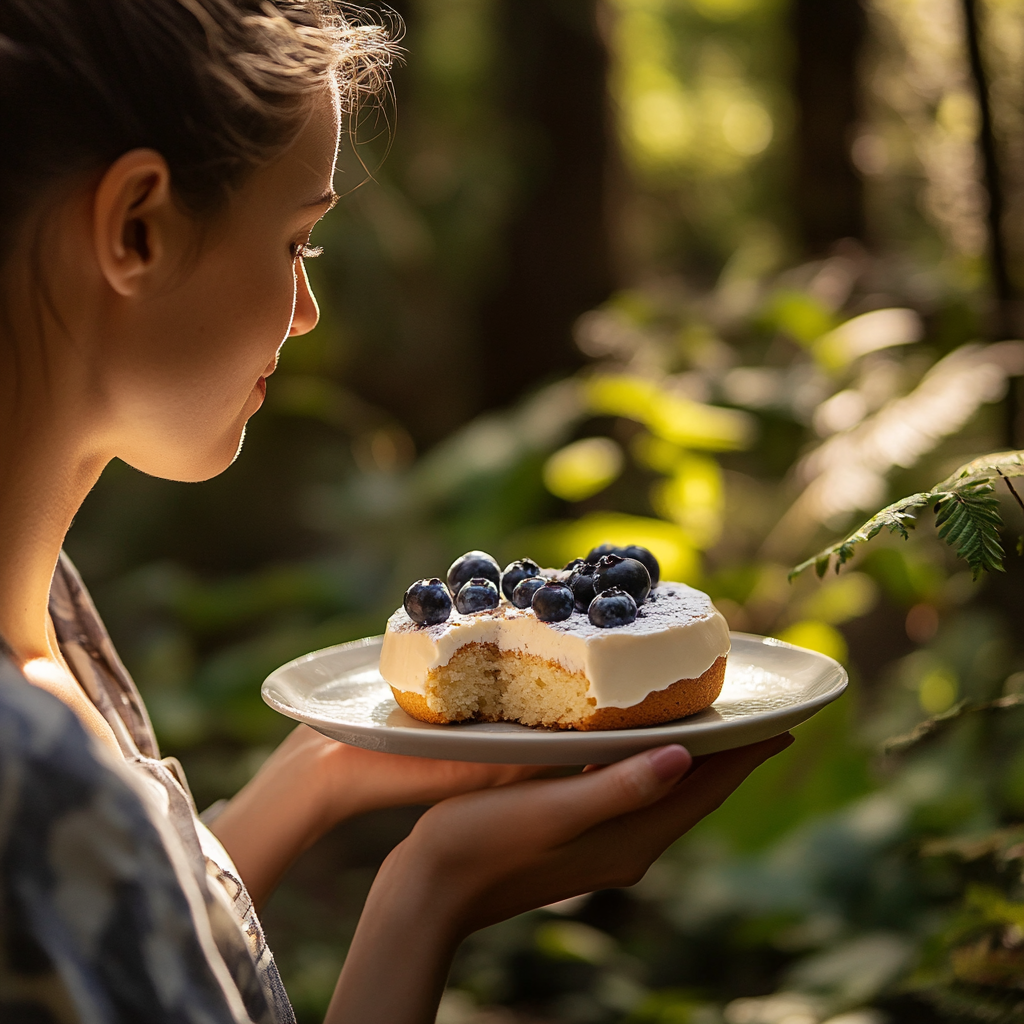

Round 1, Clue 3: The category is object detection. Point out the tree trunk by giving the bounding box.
[960,0,1021,444]
[476,0,614,408]
[791,0,868,254]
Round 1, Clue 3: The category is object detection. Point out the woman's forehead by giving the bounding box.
[255,89,341,208]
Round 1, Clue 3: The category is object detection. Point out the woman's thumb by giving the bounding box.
[540,745,693,837]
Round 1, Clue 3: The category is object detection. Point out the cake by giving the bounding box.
[378,545,731,731]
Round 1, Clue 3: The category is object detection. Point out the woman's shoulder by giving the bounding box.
[0,645,92,770]
[0,654,257,1024]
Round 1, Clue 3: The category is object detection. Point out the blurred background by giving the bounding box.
[65,0,1024,1021]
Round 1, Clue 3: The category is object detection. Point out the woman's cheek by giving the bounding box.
[255,260,300,347]
[222,263,296,368]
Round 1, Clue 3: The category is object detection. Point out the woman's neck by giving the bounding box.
[0,402,100,653]
[0,338,122,754]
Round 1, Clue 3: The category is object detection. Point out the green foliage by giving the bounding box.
[934,481,1005,579]
[791,451,1024,582]
[790,493,933,580]
[64,3,1024,1021]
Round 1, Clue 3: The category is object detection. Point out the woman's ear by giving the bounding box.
[93,149,178,297]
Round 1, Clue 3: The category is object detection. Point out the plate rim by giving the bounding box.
[261,632,849,747]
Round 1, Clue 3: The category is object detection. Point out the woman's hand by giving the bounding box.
[210,725,545,907]
[329,734,792,1024]
[309,728,550,819]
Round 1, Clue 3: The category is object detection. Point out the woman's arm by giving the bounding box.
[326,735,792,1024]
[209,725,544,907]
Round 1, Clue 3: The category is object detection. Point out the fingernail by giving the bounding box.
[647,744,691,782]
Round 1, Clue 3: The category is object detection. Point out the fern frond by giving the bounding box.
[788,493,933,580]
[934,450,1024,491]
[789,448,1024,581]
[934,480,1004,578]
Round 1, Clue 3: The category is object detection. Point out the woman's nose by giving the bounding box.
[290,259,320,336]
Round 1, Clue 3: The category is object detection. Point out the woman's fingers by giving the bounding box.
[594,733,794,865]
[500,744,694,842]
[448,735,781,853]
[415,745,693,858]
[397,734,794,937]
[676,733,793,803]
[460,738,791,923]
[417,758,552,793]
[325,740,555,812]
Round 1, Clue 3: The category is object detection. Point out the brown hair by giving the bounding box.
[0,0,395,260]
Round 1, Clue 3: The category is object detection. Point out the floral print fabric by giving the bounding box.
[0,554,295,1023]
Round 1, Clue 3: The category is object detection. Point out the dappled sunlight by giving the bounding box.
[612,0,780,178]
[585,373,755,449]
[768,341,1024,555]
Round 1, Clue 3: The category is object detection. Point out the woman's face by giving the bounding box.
[90,88,341,482]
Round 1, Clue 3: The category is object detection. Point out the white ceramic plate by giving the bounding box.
[261,633,847,765]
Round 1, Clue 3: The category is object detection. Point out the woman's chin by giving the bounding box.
[122,423,251,483]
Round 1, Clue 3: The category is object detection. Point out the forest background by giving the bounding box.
[64,0,1024,1021]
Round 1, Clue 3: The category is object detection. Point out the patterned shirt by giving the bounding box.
[0,554,295,1023]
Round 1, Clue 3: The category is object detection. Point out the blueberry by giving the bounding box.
[511,576,545,609]
[501,558,542,601]
[585,543,618,565]
[447,550,501,595]
[455,577,500,614]
[550,559,579,583]
[584,543,660,585]
[588,588,638,628]
[403,578,452,626]
[618,545,660,586]
[568,562,598,612]
[531,581,574,622]
[593,554,651,605]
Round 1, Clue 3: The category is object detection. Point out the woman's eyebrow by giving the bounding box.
[304,187,340,210]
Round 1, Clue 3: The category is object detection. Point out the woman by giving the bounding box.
[0,1,790,1021]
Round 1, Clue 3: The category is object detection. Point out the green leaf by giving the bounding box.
[933,450,1024,491]
[934,480,1004,579]
[789,493,933,580]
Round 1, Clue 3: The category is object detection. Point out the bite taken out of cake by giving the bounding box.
[378,545,731,731]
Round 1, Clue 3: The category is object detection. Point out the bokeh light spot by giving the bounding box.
[919,668,958,715]
[776,620,849,664]
[543,437,624,502]
[722,100,773,155]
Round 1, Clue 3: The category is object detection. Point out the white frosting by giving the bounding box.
[379,582,731,710]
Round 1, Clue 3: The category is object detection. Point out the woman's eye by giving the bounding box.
[291,242,324,260]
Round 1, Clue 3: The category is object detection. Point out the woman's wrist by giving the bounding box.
[326,840,467,1024]
[209,727,364,906]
